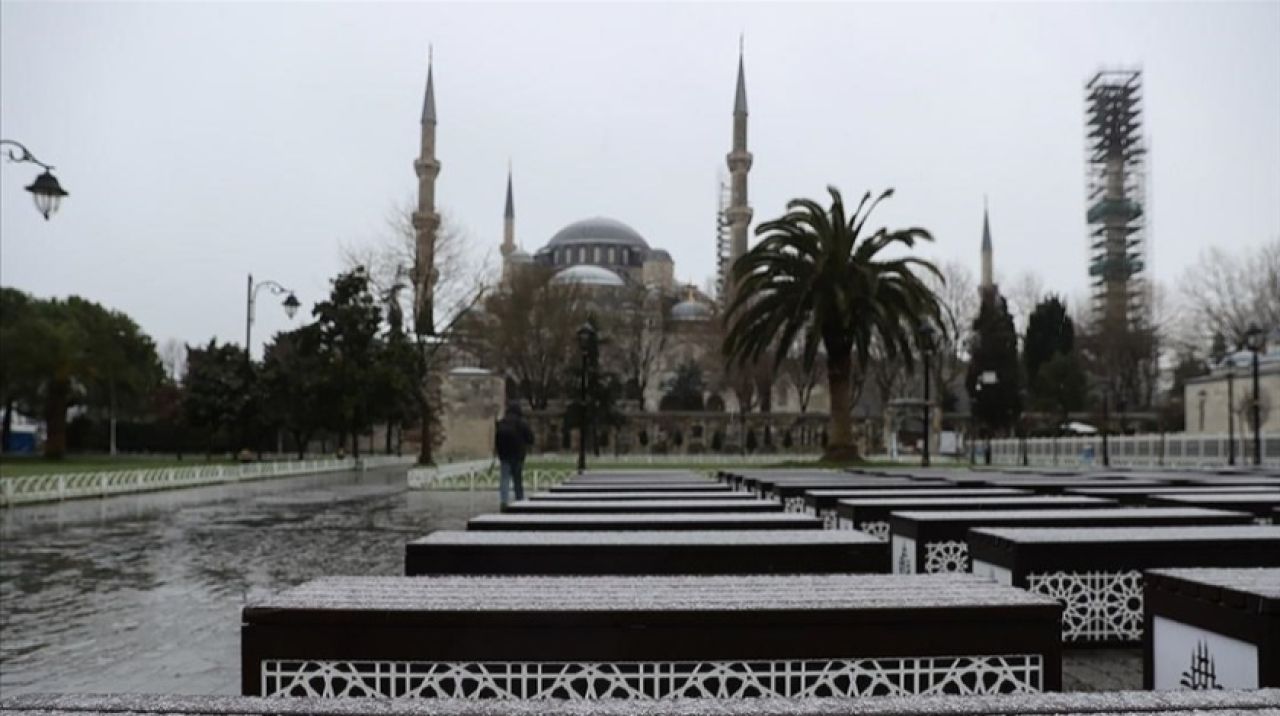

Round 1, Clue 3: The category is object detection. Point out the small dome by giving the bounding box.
[670,299,711,322]
[547,217,650,250]
[647,249,673,263]
[507,248,533,264]
[551,265,626,287]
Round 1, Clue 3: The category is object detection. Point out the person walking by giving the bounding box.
[495,401,534,506]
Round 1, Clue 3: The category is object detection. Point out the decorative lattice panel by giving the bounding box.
[784,497,807,514]
[1026,570,1144,642]
[858,521,890,541]
[262,655,1043,699]
[820,509,839,530]
[923,541,970,573]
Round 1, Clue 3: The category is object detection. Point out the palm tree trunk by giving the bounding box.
[824,350,861,462]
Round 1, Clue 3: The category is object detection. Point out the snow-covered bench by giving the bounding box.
[240,574,1062,698]
[968,525,1280,644]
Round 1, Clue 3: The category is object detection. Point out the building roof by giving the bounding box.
[550,264,626,287]
[648,248,673,262]
[546,217,650,251]
[508,248,532,263]
[671,299,711,322]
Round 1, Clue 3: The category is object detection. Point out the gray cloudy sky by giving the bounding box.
[2,2,1277,355]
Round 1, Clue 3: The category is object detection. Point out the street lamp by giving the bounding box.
[1,139,68,220]
[978,370,998,464]
[246,273,300,363]
[576,321,598,474]
[1245,324,1266,467]
[1220,353,1239,466]
[918,324,937,467]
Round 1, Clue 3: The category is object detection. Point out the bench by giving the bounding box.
[550,483,732,493]
[968,525,1280,644]
[241,573,1062,698]
[765,479,952,512]
[1145,567,1280,689]
[500,498,781,514]
[1064,485,1279,505]
[834,496,1115,541]
[12,690,1280,714]
[528,490,764,501]
[1146,493,1280,522]
[467,512,824,531]
[969,478,1164,494]
[804,487,1029,528]
[889,507,1255,574]
[405,529,889,575]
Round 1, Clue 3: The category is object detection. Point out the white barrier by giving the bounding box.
[982,433,1279,469]
[0,455,416,508]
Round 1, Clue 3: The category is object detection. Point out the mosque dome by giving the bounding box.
[670,299,712,322]
[547,217,650,251]
[647,248,673,263]
[507,248,533,264]
[551,264,626,287]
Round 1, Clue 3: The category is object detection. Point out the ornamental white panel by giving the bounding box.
[784,496,807,514]
[892,535,916,574]
[819,509,839,530]
[1152,616,1259,690]
[923,540,970,574]
[261,654,1043,699]
[858,521,890,541]
[1025,570,1143,642]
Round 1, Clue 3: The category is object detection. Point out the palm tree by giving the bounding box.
[723,187,942,461]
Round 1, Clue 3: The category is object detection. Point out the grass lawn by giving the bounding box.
[0,456,235,478]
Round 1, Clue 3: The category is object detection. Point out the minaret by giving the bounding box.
[723,38,753,300]
[980,198,994,294]
[413,49,441,335]
[501,165,515,259]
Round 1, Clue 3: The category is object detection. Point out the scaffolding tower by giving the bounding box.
[715,174,733,303]
[1085,69,1148,330]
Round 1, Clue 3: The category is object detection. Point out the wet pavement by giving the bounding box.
[0,467,1140,695]
[0,468,498,696]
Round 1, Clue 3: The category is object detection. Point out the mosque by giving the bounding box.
[412,46,837,455]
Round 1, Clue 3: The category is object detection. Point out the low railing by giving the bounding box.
[982,432,1280,469]
[408,461,581,491]
[0,455,416,508]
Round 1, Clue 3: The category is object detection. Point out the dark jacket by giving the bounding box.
[495,412,534,463]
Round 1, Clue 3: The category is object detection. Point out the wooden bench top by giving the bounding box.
[468,512,824,531]
[405,530,888,576]
[501,499,781,514]
[246,574,1057,619]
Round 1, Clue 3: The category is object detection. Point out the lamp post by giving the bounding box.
[1245,324,1266,467]
[576,321,598,474]
[978,370,998,464]
[918,324,937,467]
[1,140,68,220]
[246,274,301,363]
[1222,354,1237,466]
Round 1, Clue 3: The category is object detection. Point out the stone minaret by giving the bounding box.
[723,40,753,299]
[501,165,515,260]
[413,50,441,335]
[980,198,994,294]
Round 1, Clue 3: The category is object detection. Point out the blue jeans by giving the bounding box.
[499,459,525,505]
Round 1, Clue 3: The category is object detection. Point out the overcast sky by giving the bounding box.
[2,1,1277,356]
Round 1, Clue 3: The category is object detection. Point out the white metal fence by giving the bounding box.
[0,455,416,507]
[983,433,1280,469]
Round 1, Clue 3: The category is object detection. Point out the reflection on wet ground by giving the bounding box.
[0,468,497,695]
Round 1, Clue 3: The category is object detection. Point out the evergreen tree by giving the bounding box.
[966,291,1022,433]
[1023,295,1074,387]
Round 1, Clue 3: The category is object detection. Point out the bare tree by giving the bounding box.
[600,285,667,411]
[158,338,187,383]
[927,261,978,407]
[341,199,491,464]
[1178,239,1280,352]
[1004,270,1046,334]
